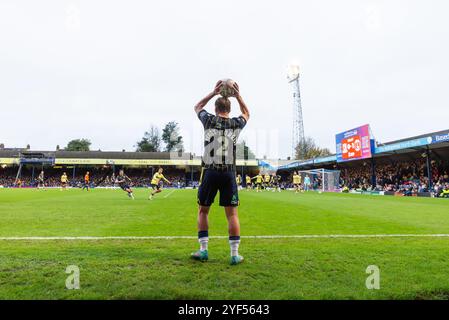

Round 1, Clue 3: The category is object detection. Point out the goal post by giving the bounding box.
[298,168,341,192]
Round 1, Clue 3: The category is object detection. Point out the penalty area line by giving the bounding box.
[1,234,449,241]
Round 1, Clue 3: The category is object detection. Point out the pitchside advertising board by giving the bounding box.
[374,132,449,154]
[336,124,374,163]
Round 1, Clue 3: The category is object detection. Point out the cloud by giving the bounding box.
[1,0,448,158]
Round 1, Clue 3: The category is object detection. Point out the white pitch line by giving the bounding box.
[163,189,176,198]
[1,234,449,241]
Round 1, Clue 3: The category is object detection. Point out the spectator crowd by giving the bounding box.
[1,158,449,197]
[0,167,190,189]
[338,158,449,197]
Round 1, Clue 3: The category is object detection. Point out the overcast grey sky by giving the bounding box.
[1,0,448,159]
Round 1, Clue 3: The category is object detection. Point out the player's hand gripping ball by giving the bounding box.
[219,79,237,98]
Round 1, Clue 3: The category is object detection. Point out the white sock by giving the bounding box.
[199,237,208,251]
[229,237,240,257]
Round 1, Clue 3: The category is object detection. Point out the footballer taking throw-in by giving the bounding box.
[191,80,250,265]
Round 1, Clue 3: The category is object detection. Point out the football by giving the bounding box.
[219,78,237,98]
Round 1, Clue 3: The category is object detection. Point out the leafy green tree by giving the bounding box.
[65,139,91,151]
[135,126,161,152]
[295,137,332,160]
[162,121,183,152]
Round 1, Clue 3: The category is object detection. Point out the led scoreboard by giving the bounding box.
[336,124,374,162]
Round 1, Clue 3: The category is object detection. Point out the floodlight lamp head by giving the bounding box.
[287,64,300,82]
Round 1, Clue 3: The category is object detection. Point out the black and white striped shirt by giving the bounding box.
[198,110,247,168]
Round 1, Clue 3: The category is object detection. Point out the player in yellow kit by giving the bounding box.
[292,171,302,193]
[60,172,69,191]
[149,167,171,200]
[252,172,264,192]
[245,175,252,190]
[263,173,271,191]
[236,174,242,190]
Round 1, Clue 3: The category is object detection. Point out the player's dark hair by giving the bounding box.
[215,97,231,114]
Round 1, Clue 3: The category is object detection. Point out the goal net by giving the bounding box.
[298,169,341,192]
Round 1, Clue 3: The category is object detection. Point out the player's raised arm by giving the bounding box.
[232,83,250,122]
[162,175,171,184]
[194,81,223,114]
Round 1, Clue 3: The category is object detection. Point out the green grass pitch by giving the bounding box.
[1,188,449,299]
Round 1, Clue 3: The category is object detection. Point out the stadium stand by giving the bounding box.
[1,129,448,197]
[278,129,449,197]
[0,150,258,189]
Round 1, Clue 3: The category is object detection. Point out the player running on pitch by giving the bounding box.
[245,175,252,190]
[236,174,242,190]
[149,167,171,200]
[82,171,90,191]
[60,172,69,191]
[37,170,45,189]
[271,173,281,192]
[263,173,271,191]
[252,171,264,192]
[116,169,134,199]
[293,171,301,193]
[191,80,250,265]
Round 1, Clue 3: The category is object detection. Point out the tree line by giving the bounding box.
[135,121,183,152]
[295,137,332,160]
[62,122,184,152]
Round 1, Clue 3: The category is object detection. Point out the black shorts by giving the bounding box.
[151,184,160,190]
[120,184,130,190]
[197,169,239,207]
